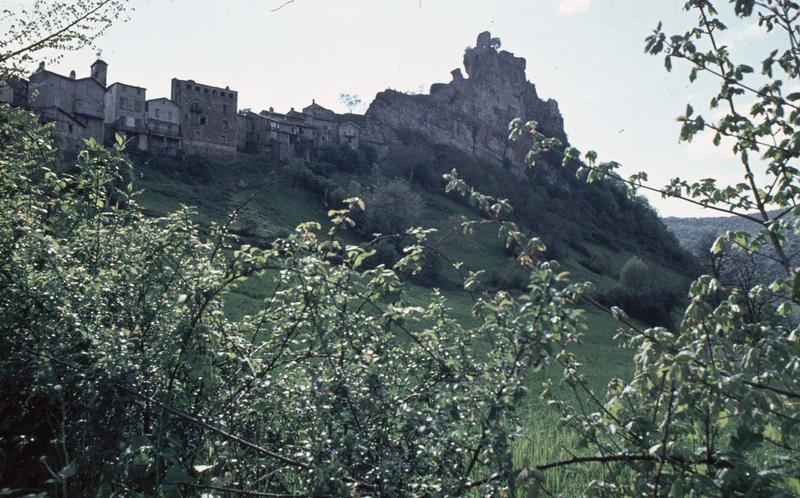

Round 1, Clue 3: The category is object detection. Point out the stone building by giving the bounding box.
[0,76,29,108]
[295,101,363,150]
[237,108,314,160]
[105,82,147,150]
[301,100,338,146]
[171,78,237,155]
[146,98,181,155]
[335,114,364,149]
[27,59,108,149]
[237,110,273,155]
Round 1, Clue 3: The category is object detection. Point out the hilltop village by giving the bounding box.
[0,57,368,161]
[0,32,566,174]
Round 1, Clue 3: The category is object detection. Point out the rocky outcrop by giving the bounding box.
[363,31,566,174]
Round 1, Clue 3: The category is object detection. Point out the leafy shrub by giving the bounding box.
[602,256,683,327]
[0,107,585,496]
[362,177,424,235]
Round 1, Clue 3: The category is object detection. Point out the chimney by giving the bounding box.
[38,61,45,71]
[69,70,76,79]
[269,106,274,113]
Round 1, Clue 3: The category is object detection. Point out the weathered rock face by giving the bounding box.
[363,31,566,174]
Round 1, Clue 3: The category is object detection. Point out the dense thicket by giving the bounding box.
[0,106,586,496]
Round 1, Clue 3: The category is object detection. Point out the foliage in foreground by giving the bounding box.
[0,107,585,496]
[2,0,800,496]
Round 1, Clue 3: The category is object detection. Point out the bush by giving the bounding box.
[363,177,424,235]
[602,256,683,327]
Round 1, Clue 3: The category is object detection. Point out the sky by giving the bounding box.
[8,0,783,217]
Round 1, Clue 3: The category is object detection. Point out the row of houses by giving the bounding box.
[0,58,365,159]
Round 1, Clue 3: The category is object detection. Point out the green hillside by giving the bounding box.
[133,145,694,320]
[131,145,694,493]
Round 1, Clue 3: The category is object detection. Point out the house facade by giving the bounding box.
[301,100,338,146]
[18,56,372,159]
[27,60,107,149]
[0,77,29,108]
[146,98,181,155]
[171,78,237,155]
[300,101,362,150]
[105,82,147,150]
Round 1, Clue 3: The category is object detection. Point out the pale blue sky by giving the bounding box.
[13,0,781,216]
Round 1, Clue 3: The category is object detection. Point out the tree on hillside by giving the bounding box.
[618,256,650,294]
[363,177,424,235]
[339,92,362,113]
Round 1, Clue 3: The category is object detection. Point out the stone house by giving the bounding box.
[146,98,181,155]
[0,76,29,108]
[171,78,237,155]
[336,114,364,149]
[237,108,314,161]
[236,110,272,155]
[27,59,107,149]
[301,100,338,146]
[105,82,147,150]
[298,101,363,150]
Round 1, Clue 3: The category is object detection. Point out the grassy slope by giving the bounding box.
[133,152,681,493]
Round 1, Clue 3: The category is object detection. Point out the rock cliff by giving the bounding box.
[363,31,566,174]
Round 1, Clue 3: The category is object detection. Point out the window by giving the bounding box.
[200,115,207,126]
[223,104,228,114]
[121,85,127,93]
[167,111,172,121]
[221,134,227,141]
[54,95,61,107]
[68,123,73,133]
[155,108,160,118]
[212,90,217,96]
[120,97,128,110]
[136,88,142,95]
[186,83,191,89]
[135,101,142,112]
[223,119,229,129]
[204,88,209,94]
[195,86,200,92]
[135,118,142,129]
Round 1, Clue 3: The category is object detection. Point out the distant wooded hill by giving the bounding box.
[663,213,796,281]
